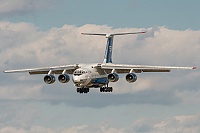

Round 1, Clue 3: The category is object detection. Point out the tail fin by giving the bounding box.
[81,31,146,63]
[103,34,114,63]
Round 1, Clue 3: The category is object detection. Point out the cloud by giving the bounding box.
[0,21,199,107]
[126,113,200,133]
[0,22,199,133]
[0,0,54,16]
[0,113,199,133]
[0,125,122,133]
[1,26,200,133]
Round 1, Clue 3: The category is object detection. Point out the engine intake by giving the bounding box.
[58,74,70,83]
[126,73,137,83]
[108,73,119,82]
[44,75,55,84]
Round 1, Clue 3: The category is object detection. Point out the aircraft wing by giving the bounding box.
[4,64,79,75]
[100,63,196,73]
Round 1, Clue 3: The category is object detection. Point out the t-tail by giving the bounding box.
[81,31,146,63]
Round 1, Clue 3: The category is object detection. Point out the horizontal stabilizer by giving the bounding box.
[81,33,107,36]
[112,31,146,36]
[81,31,146,38]
[82,31,146,63]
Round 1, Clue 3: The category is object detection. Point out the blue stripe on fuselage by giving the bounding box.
[92,77,109,84]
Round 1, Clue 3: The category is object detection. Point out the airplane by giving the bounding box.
[4,31,196,94]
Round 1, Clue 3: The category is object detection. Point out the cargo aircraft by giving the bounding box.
[4,31,196,93]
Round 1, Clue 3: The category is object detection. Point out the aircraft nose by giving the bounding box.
[73,77,80,83]
[72,76,88,87]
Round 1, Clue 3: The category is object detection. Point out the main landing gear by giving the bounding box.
[77,88,89,94]
[100,87,113,92]
[100,83,113,92]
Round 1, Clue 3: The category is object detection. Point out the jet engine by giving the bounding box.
[126,73,137,83]
[44,75,55,84]
[58,74,70,83]
[108,73,119,82]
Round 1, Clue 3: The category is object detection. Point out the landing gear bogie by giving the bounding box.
[100,87,113,92]
[77,88,89,94]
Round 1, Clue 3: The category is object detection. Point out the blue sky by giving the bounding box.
[4,0,200,30]
[0,0,200,133]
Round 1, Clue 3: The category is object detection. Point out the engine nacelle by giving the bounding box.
[58,74,70,83]
[108,73,119,82]
[126,73,137,83]
[44,75,55,84]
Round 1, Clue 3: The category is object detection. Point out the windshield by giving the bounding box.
[74,70,88,76]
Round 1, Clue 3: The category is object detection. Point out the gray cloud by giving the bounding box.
[0,21,199,132]
[0,22,199,105]
[126,114,200,133]
[0,108,199,133]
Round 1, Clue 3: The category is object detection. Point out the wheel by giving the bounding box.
[78,88,83,94]
[109,87,113,92]
[100,87,104,92]
[77,88,80,93]
[84,88,89,93]
[77,88,89,94]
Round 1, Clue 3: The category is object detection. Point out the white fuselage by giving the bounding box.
[72,64,108,88]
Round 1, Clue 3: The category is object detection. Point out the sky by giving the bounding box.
[0,0,200,133]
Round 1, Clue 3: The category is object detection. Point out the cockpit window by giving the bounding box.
[74,70,87,76]
[74,74,82,76]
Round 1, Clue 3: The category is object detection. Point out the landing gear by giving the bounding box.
[100,83,113,92]
[77,88,89,94]
[100,87,113,92]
